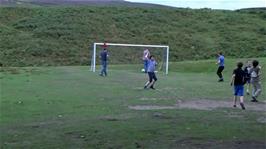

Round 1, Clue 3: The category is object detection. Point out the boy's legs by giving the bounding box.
[233,96,237,107]
[234,85,245,109]
[144,72,153,89]
[251,82,259,102]
[100,61,104,76]
[233,85,238,107]
[253,82,261,99]
[150,73,157,89]
[239,96,245,110]
[217,66,224,81]
[103,61,107,76]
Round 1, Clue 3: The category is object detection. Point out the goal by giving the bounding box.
[90,42,169,74]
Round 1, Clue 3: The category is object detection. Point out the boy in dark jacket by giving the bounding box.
[230,62,246,110]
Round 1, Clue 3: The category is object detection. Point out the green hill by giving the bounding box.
[0,6,266,66]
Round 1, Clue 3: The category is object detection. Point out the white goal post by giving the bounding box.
[90,42,169,74]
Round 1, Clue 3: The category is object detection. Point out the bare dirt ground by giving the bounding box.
[129,99,266,112]
[173,137,266,149]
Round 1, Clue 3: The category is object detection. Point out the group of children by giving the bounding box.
[100,45,262,110]
[230,60,262,110]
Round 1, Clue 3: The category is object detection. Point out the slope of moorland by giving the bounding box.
[0,6,266,66]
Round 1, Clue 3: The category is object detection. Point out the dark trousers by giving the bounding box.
[148,72,157,88]
[217,66,224,79]
[100,61,107,76]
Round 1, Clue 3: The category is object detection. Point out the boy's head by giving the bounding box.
[149,55,154,60]
[237,62,243,68]
[246,60,252,67]
[218,51,223,56]
[252,60,259,67]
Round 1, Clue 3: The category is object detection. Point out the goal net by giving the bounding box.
[90,42,169,74]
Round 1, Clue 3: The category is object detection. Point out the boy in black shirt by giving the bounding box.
[230,62,246,110]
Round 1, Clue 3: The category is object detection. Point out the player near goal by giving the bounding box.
[99,43,109,77]
[143,48,150,73]
[91,42,169,75]
[144,55,158,90]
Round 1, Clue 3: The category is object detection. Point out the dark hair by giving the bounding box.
[149,55,154,59]
[252,60,259,67]
[237,62,243,68]
[219,51,223,55]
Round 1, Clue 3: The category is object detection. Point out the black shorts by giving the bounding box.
[148,72,157,82]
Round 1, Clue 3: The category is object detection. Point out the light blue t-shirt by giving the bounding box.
[218,55,224,66]
[147,60,156,72]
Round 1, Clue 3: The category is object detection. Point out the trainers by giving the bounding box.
[218,79,224,82]
[144,86,147,89]
[246,91,250,95]
[240,103,245,110]
[251,97,258,102]
[233,105,237,108]
[150,86,156,90]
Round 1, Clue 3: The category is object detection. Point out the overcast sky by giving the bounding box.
[126,0,266,10]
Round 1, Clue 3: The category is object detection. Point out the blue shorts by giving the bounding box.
[234,85,244,96]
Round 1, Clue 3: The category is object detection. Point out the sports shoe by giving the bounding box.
[150,86,156,90]
[233,105,236,108]
[218,79,224,82]
[144,86,147,89]
[240,103,245,110]
[251,96,258,102]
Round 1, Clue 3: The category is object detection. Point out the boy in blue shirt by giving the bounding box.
[230,62,246,110]
[144,55,157,90]
[216,52,225,82]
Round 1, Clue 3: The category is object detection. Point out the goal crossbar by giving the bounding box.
[91,42,169,74]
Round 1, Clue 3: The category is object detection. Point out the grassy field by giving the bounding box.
[0,58,265,148]
[1,6,266,66]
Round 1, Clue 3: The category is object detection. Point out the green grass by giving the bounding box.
[1,58,265,148]
[0,6,266,66]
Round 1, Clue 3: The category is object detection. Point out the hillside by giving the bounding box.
[0,6,266,66]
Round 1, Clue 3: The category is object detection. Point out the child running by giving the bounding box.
[250,60,262,102]
[230,62,246,110]
[216,52,225,82]
[144,55,157,90]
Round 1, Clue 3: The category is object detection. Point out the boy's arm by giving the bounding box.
[230,74,235,86]
[216,58,220,65]
[258,66,262,80]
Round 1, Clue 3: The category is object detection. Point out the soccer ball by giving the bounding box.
[141,69,145,72]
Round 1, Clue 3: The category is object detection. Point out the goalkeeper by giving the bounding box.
[144,55,158,90]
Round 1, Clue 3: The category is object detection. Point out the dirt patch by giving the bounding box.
[139,97,174,101]
[129,99,266,111]
[129,105,176,110]
[174,137,266,149]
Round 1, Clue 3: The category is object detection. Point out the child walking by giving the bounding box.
[144,55,157,90]
[250,60,262,102]
[230,62,246,110]
[244,60,252,95]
